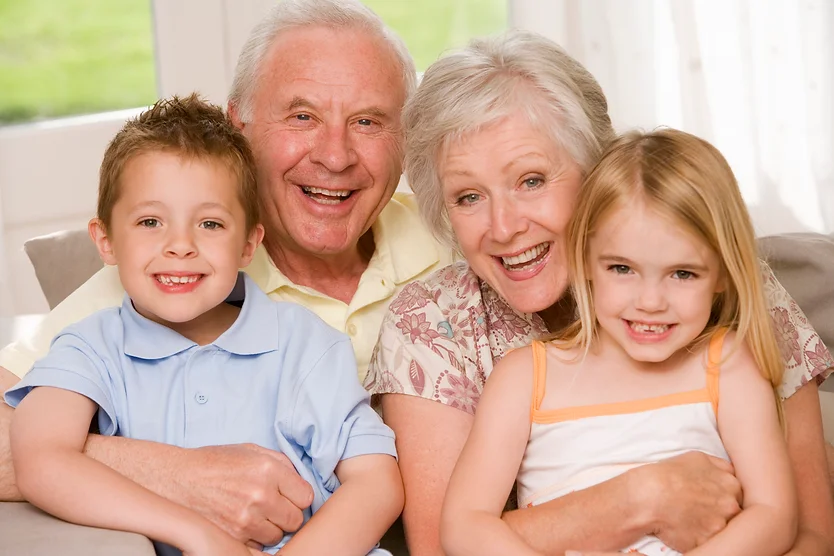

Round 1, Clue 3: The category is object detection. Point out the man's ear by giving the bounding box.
[240,224,265,268]
[88,218,118,266]
[228,101,246,132]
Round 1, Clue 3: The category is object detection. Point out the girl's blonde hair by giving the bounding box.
[561,128,784,416]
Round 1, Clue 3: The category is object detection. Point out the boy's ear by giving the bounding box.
[88,218,118,266]
[240,224,265,267]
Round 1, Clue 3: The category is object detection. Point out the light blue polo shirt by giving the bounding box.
[5,273,396,555]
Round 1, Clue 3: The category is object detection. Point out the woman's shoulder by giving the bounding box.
[387,261,483,318]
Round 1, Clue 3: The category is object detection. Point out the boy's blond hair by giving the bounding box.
[559,128,784,414]
[98,94,259,231]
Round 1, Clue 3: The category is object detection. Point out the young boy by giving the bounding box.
[4,95,403,556]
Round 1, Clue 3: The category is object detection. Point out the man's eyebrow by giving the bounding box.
[286,96,315,111]
[285,97,391,120]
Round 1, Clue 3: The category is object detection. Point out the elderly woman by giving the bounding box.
[365,30,834,555]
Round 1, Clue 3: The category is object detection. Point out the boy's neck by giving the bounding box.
[159,302,241,346]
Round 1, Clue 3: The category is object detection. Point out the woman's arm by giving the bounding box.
[11,386,257,556]
[279,454,404,555]
[690,338,797,556]
[782,382,834,555]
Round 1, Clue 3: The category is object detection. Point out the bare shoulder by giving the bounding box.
[486,345,537,400]
[717,330,768,385]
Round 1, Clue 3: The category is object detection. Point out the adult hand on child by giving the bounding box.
[633,451,741,552]
[565,552,646,556]
[174,443,314,548]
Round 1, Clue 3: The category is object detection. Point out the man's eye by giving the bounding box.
[295,114,311,121]
[357,118,373,126]
[139,218,159,228]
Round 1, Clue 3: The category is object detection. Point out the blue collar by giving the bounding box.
[122,273,280,360]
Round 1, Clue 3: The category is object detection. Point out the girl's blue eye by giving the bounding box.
[674,270,696,280]
[610,264,631,274]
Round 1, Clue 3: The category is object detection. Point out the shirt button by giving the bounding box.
[195,393,208,404]
[347,323,358,336]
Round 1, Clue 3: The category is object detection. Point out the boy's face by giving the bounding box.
[91,151,263,330]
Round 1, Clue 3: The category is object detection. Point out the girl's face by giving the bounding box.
[440,114,583,314]
[588,199,724,364]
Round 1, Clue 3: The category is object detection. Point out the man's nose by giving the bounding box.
[309,123,359,173]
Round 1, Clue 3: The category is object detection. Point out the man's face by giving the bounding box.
[233,25,406,258]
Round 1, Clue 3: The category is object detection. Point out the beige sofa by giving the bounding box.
[2,230,834,555]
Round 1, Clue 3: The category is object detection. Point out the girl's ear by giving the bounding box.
[240,224,265,267]
[88,218,118,266]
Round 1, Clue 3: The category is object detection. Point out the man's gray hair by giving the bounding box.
[403,29,618,249]
[228,0,416,123]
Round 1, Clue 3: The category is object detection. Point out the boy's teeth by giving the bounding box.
[629,322,670,333]
[501,243,549,269]
[157,275,200,285]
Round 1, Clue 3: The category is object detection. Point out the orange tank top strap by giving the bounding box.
[530,340,549,420]
[705,328,729,416]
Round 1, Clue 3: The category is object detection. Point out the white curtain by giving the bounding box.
[512,0,834,236]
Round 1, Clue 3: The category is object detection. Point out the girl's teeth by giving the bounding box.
[501,243,549,270]
[629,322,670,333]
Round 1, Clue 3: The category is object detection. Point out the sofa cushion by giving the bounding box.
[23,229,103,309]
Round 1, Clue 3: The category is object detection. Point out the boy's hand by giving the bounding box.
[174,444,313,547]
[182,522,271,556]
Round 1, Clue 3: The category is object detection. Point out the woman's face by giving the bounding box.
[440,114,583,314]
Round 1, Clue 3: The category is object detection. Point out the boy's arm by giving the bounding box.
[441,347,542,556]
[279,453,403,555]
[688,337,797,556]
[11,386,254,555]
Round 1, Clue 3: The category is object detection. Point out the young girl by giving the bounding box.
[441,128,797,556]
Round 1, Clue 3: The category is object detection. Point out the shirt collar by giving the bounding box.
[245,192,441,295]
[122,273,280,360]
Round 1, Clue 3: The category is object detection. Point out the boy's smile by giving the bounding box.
[90,151,262,341]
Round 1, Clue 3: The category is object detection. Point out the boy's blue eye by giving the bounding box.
[139,218,159,228]
[200,221,223,230]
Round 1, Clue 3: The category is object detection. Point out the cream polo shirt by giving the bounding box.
[0,193,452,383]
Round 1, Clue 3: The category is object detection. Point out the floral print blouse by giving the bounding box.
[365,261,834,413]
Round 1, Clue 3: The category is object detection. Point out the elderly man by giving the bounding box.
[0,0,449,547]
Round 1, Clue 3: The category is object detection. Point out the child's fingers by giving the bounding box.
[247,548,269,556]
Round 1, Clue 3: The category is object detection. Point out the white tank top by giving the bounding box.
[516,332,730,555]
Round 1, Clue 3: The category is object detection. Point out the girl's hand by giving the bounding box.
[632,451,742,551]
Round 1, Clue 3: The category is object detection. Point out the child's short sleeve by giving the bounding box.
[4,329,120,435]
[285,338,397,492]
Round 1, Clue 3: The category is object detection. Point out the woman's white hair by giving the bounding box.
[228,0,416,123]
[403,29,617,249]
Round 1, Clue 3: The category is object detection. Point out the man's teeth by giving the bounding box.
[501,243,549,270]
[157,275,200,285]
[629,322,670,333]
[302,186,352,204]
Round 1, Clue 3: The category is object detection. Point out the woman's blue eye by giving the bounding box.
[523,177,544,188]
[457,193,480,205]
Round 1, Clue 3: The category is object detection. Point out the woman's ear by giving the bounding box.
[240,224,265,267]
[88,218,118,266]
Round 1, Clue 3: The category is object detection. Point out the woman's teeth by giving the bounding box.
[629,322,671,333]
[302,186,353,205]
[501,243,550,271]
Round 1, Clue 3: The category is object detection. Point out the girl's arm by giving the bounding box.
[278,453,404,555]
[688,337,798,556]
[440,347,542,556]
[10,386,258,556]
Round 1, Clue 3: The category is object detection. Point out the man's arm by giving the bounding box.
[1,365,312,546]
